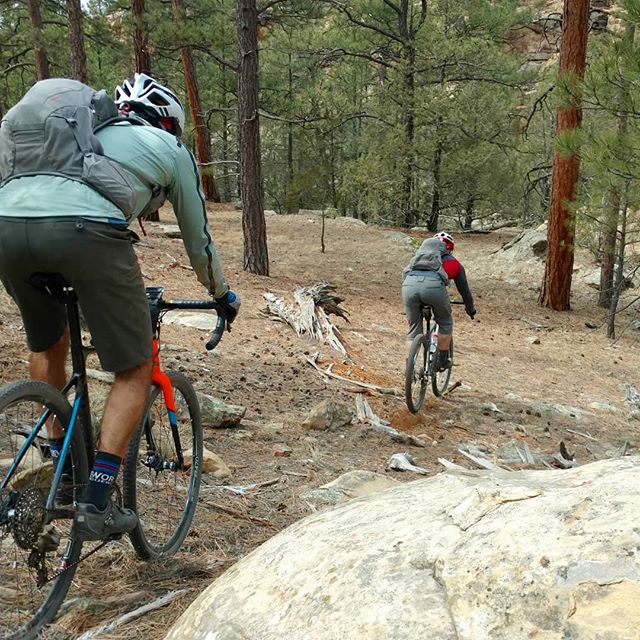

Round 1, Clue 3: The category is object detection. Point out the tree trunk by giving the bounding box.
[599,190,620,308]
[26,0,50,80]
[607,194,628,339]
[599,23,633,308]
[132,0,151,75]
[400,45,416,227]
[539,0,589,311]
[132,0,155,220]
[286,51,295,213]
[398,0,416,227]
[463,191,475,230]
[220,65,233,202]
[236,0,269,275]
[172,0,220,202]
[427,138,443,232]
[66,0,87,83]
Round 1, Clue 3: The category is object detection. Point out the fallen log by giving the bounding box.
[304,354,401,396]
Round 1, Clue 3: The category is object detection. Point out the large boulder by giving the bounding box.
[166,457,640,640]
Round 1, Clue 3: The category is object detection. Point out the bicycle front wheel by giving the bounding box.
[123,370,203,560]
[405,334,429,414]
[432,338,454,397]
[0,380,88,640]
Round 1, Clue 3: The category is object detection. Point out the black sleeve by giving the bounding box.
[454,264,475,314]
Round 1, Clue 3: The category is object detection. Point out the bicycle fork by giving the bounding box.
[143,339,184,472]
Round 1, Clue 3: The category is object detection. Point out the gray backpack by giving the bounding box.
[403,238,450,284]
[0,78,139,216]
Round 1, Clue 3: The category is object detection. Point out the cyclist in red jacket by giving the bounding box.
[402,232,476,371]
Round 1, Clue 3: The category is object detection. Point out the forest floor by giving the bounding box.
[1,204,639,639]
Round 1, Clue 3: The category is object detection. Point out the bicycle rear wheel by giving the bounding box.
[123,370,203,560]
[0,380,88,640]
[405,334,429,414]
[432,338,454,397]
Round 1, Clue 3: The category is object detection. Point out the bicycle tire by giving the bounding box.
[405,334,429,414]
[432,337,454,397]
[0,380,88,640]
[123,370,203,560]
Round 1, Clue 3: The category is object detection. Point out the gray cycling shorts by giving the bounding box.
[402,274,453,340]
[0,217,152,372]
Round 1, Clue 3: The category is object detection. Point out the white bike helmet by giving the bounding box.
[433,231,454,252]
[115,73,185,136]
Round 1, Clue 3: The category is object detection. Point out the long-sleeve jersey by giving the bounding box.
[0,122,228,297]
[442,254,475,314]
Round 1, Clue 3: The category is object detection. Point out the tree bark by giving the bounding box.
[26,0,50,80]
[539,0,589,311]
[236,0,269,275]
[220,65,233,202]
[427,137,443,232]
[132,0,151,75]
[599,22,634,308]
[399,0,416,226]
[607,194,628,339]
[172,0,220,202]
[463,191,475,230]
[286,51,295,213]
[598,189,620,308]
[66,0,87,83]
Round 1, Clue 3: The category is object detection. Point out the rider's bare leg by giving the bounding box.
[97,357,152,459]
[30,330,70,439]
[437,334,452,351]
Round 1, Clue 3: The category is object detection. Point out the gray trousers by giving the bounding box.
[402,274,452,340]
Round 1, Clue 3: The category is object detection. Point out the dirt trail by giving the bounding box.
[1,205,638,638]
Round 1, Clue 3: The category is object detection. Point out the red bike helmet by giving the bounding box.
[434,231,454,252]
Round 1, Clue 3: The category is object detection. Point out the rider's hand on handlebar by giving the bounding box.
[215,289,241,324]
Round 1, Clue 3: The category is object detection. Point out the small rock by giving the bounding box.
[628,410,640,421]
[480,402,502,414]
[198,393,246,428]
[272,443,292,457]
[159,224,182,238]
[164,311,217,331]
[630,320,640,331]
[184,447,231,479]
[161,344,189,353]
[302,400,353,431]
[526,336,541,345]
[587,401,619,413]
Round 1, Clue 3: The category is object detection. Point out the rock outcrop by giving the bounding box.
[166,457,640,640]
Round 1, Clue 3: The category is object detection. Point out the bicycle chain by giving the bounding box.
[46,538,111,583]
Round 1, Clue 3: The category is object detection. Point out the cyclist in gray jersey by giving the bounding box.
[0,74,240,540]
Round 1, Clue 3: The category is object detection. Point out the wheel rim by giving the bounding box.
[0,395,80,638]
[132,386,198,554]
[432,344,453,395]
[406,339,428,412]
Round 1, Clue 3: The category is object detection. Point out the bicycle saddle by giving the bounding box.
[29,273,76,301]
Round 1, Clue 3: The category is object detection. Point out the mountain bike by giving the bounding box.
[0,275,225,639]
[404,301,464,414]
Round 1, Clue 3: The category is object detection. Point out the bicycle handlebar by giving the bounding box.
[158,298,226,351]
